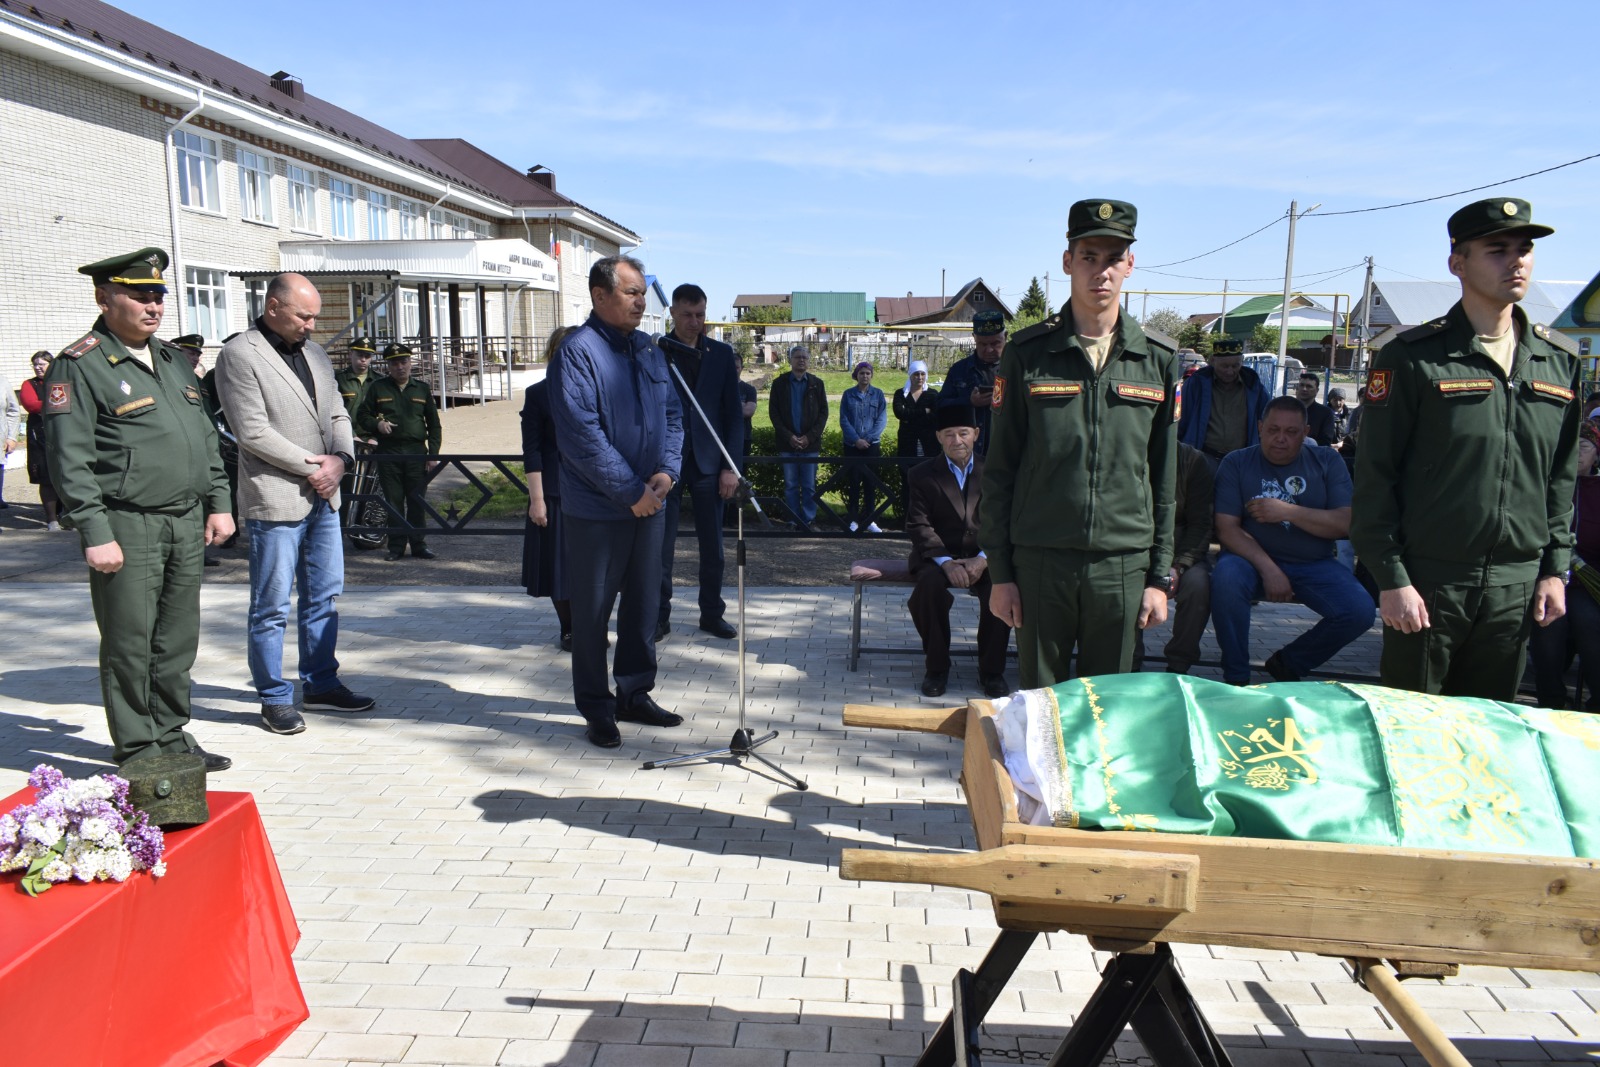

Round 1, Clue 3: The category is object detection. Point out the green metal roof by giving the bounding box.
[1552,270,1600,330]
[791,292,872,325]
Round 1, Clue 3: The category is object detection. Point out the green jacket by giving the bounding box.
[979,306,1180,583]
[43,318,230,549]
[1350,302,1580,589]
[355,376,441,454]
[335,367,375,420]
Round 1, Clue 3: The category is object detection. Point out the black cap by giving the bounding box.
[936,404,980,431]
[1067,199,1137,243]
[170,334,205,351]
[1447,198,1553,246]
[971,310,1006,336]
[382,342,414,361]
[1212,337,1244,357]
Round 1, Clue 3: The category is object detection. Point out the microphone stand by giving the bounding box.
[642,336,807,791]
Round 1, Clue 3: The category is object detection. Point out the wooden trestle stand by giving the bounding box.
[841,700,1600,1067]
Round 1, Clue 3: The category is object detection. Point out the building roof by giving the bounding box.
[791,292,871,325]
[1552,270,1600,330]
[1356,278,1583,332]
[731,294,791,308]
[413,139,635,239]
[874,296,947,324]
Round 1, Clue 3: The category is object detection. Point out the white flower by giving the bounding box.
[21,813,64,850]
[40,858,72,884]
[150,861,167,878]
[102,850,133,882]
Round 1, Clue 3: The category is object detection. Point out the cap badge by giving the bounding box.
[1098,203,1113,220]
[1502,201,1518,217]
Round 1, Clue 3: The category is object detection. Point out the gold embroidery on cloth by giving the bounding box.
[1081,678,1159,831]
[1547,710,1600,751]
[1044,686,1077,828]
[1217,717,1322,789]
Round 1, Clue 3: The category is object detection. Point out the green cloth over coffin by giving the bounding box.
[991,676,1600,858]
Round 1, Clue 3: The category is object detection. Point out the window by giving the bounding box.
[398,199,421,239]
[237,149,274,223]
[185,267,230,341]
[330,178,356,238]
[399,289,420,336]
[1582,338,1592,357]
[453,215,471,240]
[287,165,317,230]
[367,190,389,240]
[244,279,268,320]
[173,130,220,211]
[429,209,448,239]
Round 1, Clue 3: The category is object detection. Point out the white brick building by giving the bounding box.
[0,0,639,388]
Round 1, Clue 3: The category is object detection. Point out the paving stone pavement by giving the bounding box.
[2,582,1596,1067]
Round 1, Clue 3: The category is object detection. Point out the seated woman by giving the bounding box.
[1528,418,1600,710]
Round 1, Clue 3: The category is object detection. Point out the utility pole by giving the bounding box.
[1219,280,1229,338]
[1354,256,1376,377]
[941,269,945,301]
[1044,271,1050,310]
[1277,201,1320,363]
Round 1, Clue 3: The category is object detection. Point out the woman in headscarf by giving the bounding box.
[892,360,940,518]
[1527,417,1600,710]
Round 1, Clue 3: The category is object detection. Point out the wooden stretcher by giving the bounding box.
[841,700,1600,1067]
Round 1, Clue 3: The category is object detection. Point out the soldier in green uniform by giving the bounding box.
[43,248,235,771]
[355,343,441,560]
[336,336,379,421]
[980,199,1181,688]
[1351,198,1579,701]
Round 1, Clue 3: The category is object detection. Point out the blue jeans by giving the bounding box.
[247,501,345,704]
[1210,551,1375,684]
[781,451,818,526]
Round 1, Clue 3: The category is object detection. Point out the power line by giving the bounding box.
[1142,212,1287,269]
[1315,151,1600,216]
[1142,260,1365,284]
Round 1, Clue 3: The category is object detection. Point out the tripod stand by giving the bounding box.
[641,338,807,791]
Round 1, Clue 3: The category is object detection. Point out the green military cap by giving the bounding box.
[381,342,414,361]
[78,247,170,288]
[971,310,1006,336]
[350,336,380,355]
[122,751,209,829]
[170,334,205,351]
[1067,199,1137,243]
[1447,197,1553,245]
[1212,337,1244,357]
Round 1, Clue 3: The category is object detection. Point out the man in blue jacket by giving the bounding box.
[656,283,741,642]
[1177,337,1270,476]
[550,256,685,749]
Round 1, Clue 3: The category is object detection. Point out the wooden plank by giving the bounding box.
[962,703,1008,852]
[842,704,965,737]
[840,845,1198,913]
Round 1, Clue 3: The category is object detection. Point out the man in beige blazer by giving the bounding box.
[215,274,373,735]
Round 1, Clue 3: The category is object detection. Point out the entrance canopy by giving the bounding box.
[272,238,558,290]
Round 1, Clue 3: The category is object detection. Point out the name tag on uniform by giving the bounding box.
[1113,383,1165,404]
[1529,380,1575,402]
[376,396,394,404]
[1436,378,1496,397]
[183,386,201,402]
[410,397,426,404]
[113,396,155,417]
[1028,382,1082,398]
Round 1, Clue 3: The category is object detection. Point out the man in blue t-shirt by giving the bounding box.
[1211,396,1374,684]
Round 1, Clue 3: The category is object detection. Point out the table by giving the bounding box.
[0,789,308,1067]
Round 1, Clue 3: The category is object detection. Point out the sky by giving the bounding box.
[117,0,1598,323]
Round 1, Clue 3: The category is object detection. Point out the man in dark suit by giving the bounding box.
[656,284,742,641]
[907,405,1011,698]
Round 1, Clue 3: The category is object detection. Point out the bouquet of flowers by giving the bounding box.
[0,764,167,896]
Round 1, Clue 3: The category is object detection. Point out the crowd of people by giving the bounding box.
[15,191,1593,770]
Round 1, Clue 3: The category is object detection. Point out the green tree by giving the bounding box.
[1140,306,1187,340]
[1177,323,1214,355]
[1250,324,1281,353]
[1018,276,1048,319]
[740,304,792,325]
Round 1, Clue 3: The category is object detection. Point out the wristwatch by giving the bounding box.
[1145,573,1174,594]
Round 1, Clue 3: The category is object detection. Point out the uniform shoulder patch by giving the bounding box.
[1365,367,1394,404]
[992,375,1007,411]
[1012,313,1062,345]
[1397,317,1450,344]
[45,381,72,413]
[60,335,99,360]
[1536,327,1580,357]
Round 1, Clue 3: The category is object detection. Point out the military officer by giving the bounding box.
[355,343,441,560]
[336,336,379,422]
[1351,197,1579,701]
[171,333,206,373]
[980,199,1181,688]
[940,309,1007,455]
[44,248,234,770]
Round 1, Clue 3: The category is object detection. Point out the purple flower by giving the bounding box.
[27,765,64,793]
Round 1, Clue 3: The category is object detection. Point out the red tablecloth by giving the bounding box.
[0,789,308,1067]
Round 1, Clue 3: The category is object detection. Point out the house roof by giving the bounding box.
[1552,270,1600,330]
[874,296,947,324]
[731,294,791,308]
[1359,278,1582,331]
[414,139,636,238]
[1219,294,1328,321]
[791,292,871,325]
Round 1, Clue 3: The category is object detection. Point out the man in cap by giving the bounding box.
[337,337,380,422]
[981,199,1182,688]
[1352,198,1580,701]
[356,343,442,561]
[941,309,1007,455]
[1177,336,1270,477]
[44,248,234,771]
[906,404,1010,698]
[215,273,372,736]
[171,334,206,373]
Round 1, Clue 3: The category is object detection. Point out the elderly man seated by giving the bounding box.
[1211,396,1375,684]
[906,405,1011,698]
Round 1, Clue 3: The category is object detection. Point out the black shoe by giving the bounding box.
[698,617,738,640]
[921,671,948,698]
[262,703,307,735]
[384,549,405,561]
[653,620,671,643]
[981,674,1010,699]
[413,547,436,560]
[203,553,221,567]
[303,685,375,712]
[188,745,232,772]
[559,632,572,652]
[1263,651,1300,683]
[585,717,622,748]
[222,533,238,549]
[617,695,684,728]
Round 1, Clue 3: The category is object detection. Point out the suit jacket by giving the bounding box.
[214,327,354,521]
[666,335,741,477]
[906,455,985,575]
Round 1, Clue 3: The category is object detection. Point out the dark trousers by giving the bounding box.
[659,465,727,627]
[89,507,203,764]
[567,511,664,724]
[1014,545,1148,689]
[845,442,881,526]
[1527,579,1600,709]
[1134,556,1212,672]
[908,566,1010,676]
[1380,579,1535,701]
[377,455,428,552]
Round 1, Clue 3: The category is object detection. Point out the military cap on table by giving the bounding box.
[78,247,169,288]
[1447,197,1554,245]
[1067,199,1138,242]
[971,310,1006,336]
